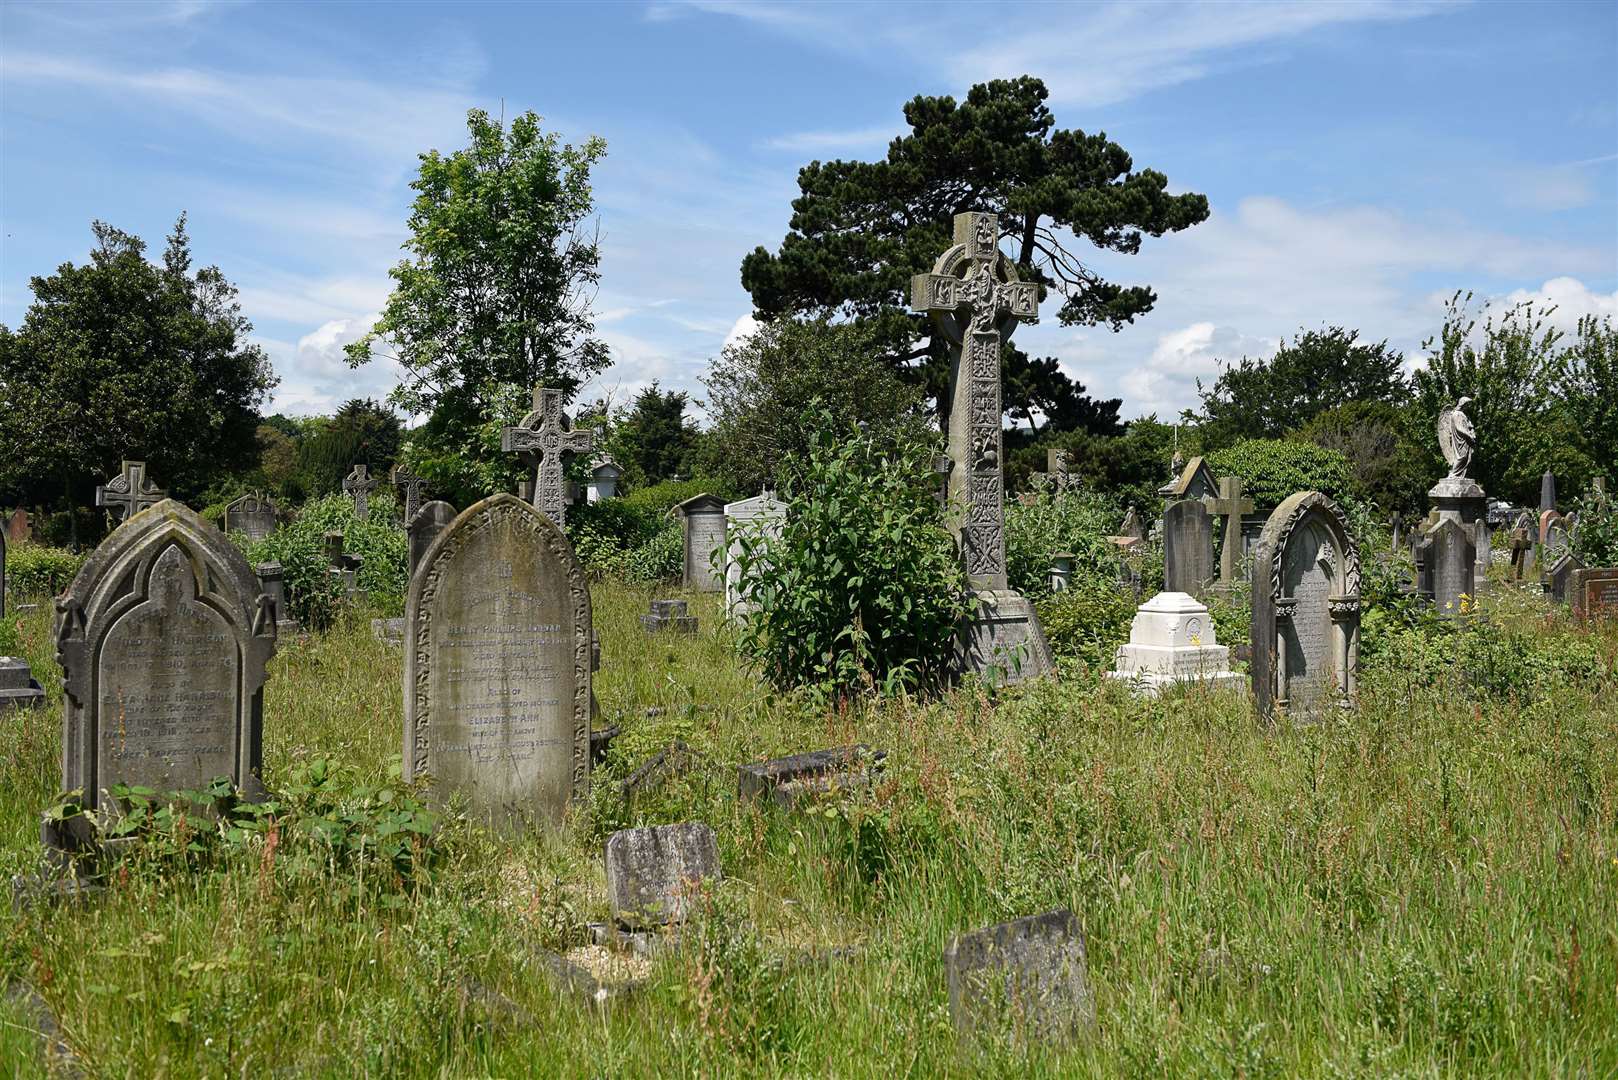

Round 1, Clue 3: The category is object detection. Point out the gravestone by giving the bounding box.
[1473,519,1492,575]
[738,746,885,808]
[5,509,31,544]
[723,491,786,618]
[95,460,166,523]
[1049,552,1075,592]
[641,599,698,635]
[403,494,590,827]
[55,499,276,809]
[674,493,726,593]
[408,500,457,575]
[1541,511,1571,564]
[909,210,1052,683]
[1427,398,1485,607]
[1569,568,1618,619]
[587,458,622,503]
[391,465,425,525]
[1207,476,1254,590]
[604,822,721,928]
[1162,499,1214,596]
[0,656,46,713]
[1389,511,1403,552]
[501,386,594,527]
[1119,507,1145,542]
[1410,532,1434,599]
[1429,518,1476,616]
[223,493,278,542]
[1508,526,1533,581]
[1544,552,1583,603]
[326,531,361,598]
[1250,492,1361,720]
[1157,456,1219,505]
[1032,448,1072,491]
[342,464,378,522]
[943,909,1096,1046]
[1540,470,1556,514]
[1108,591,1243,697]
[254,562,299,637]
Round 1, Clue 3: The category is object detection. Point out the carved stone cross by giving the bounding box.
[910,211,1040,589]
[95,460,166,523]
[391,464,425,524]
[501,386,594,526]
[1207,475,1255,586]
[342,464,379,522]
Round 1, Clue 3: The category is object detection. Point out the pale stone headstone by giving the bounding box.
[391,465,425,525]
[1429,518,1475,616]
[403,493,590,827]
[1107,591,1244,697]
[223,493,278,542]
[342,464,378,522]
[943,909,1096,1045]
[1162,499,1214,595]
[1570,567,1618,618]
[408,500,457,575]
[55,499,276,808]
[1473,519,1493,575]
[95,460,166,523]
[909,211,1051,683]
[723,492,786,618]
[604,822,721,928]
[1250,492,1361,720]
[325,531,361,598]
[501,386,594,527]
[587,459,622,503]
[674,493,726,593]
[1541,511,1571,563]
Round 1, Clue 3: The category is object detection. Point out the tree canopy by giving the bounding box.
[606,383,702,489]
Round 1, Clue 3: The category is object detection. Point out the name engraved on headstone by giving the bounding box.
[1284,541,1333,709]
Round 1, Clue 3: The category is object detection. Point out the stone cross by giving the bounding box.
[391,464,425,524]
[1207,475,1254,587]
[1508,527,1532,580]
[95,460,166,523]
[501,386,594,527]
[342,464,378,521]
[910,211,1040,589]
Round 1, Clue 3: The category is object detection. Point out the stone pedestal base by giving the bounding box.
[957,590,1054,684]
[0,657,45,713]
[1106,592,1245,699]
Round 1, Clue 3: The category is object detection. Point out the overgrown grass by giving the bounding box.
[1,571,1614,1076]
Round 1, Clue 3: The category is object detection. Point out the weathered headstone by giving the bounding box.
[254,562,299,638]
[391,465,425,525]
[723,491,786,618]
[738,746,885,808]
[1544,552,1583,603]
[55,499,276,808]
[1541,511,1571,563]
[1119,507,1145,542]
[1429,518,1476,616]
[674,493,726,593]
[943,909,1096,1046]
[1473,519,1492,574]
[94,460,166,523]
[1162,499,1215,596]
[0,656,46,713]
[325,531,362,598]
[1157,455,1219,504]
[587,458,622,503]
[604,822,721,928]
[1508,526,1533,581]
[501,386,594,527]
[1410,532,1434,599]
[403,494,590,827]
[5,509,31,545]
[1540,470,1557,514]
[909,210,1052,683]
[1250,492,1361,719]
[342,464,378,522]
[1207,476,1254,590]
[408,500,457,575]
[1570,567,1618,618]
[223,493,277,542]
[1108,591,1243,697]
[641,599,698,635]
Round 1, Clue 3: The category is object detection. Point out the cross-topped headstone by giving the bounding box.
[500,386,595,527]
[342,464,378,521]
[1208,475,1255,588]
[910,211,1040,589]
[95,460,166,523]
[391,464,425,524]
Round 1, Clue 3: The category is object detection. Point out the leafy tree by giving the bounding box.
[1003,349,1123,438]
[1548,314,1617,488]
[700,317,930,496]
[0,215,276,518]
[1295,401,1429,514]
[739,76,1207,423]
[1197,327,1408,445]
[348,108,609,459]
[608,383,701,489]
[1205,439,1355,508]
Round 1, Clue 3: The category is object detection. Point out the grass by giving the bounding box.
[1,571,1615,1077]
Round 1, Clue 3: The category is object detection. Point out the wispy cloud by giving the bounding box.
[761,125,896,154]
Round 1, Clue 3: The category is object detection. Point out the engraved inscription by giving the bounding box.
[1280,523,1334,710]
[685,511,726,591]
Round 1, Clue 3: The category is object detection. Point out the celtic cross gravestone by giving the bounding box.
[500,387,594,527]
[342,464,378,522]
[95,461,166,523]
[391,464,425,524]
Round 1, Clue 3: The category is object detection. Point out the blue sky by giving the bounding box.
[3,0,1614,422]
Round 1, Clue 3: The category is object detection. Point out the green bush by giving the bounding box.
[567,492,688,584]
[1571,494,1618,567]
[4,542,85,598]
[621,477,732,517]
[733,409,968,699]
[1036,577,1141,672]
[1206,439,1355,507]
[1003,485,1122,599]
[243,492,408,625]
[1362,610,1604,705]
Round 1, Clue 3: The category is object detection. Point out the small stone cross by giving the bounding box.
[1207,475,1254,586]
[342,464,379,522]
[95,460,166,523]
[1508,527,1532,581]
[391,464,424,524]
[501,386,594,526]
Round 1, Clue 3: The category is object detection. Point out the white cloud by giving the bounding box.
[1117,322,1276,420]
[722,313,759,349]
[263,314,404,416]
[762,126,897,154]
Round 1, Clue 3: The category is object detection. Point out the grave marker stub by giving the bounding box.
[95,461,166,523]
[1162,499,1214,595]
[605,822,722,928]
[408,500,457,575]
[223,493,278,542]
[943,909,1096,1045]
[500,386,594,527]
[342,465,378,522]
[675,493,726,593]
[56,500,276,809]
[403,493,590,827]
[1251,492,1361,719]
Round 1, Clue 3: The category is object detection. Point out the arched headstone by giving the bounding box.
[224,493,278,542]
[55,499,276,809]
[1250,492,1361,720]
[404,493,590,827]
[408,500,457,575]
[674,493,726,592]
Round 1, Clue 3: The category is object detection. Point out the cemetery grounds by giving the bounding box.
[0,574,1614,1077]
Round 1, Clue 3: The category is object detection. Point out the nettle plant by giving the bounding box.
[730,407,969,700]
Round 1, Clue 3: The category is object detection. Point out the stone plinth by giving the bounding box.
[1107,592,1244,698]
[641,599,698,635]
[958,590,1054,684]
[0,657,46,712]
[1428,476,1485,529]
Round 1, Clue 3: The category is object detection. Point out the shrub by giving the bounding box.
[733,408,968,699]
[1036,578,1140,672]
[1003,485,1122,599]
[1206,439,1355,507]
[566,488,695,584]
[243,491,408,625]
[1570,494,1618,567]
[5,542,85,598]
[621,478,732,517]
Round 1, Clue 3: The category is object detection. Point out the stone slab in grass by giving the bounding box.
[605,821,721,929]
[0,656,45,713]
[737,745,885,808]
[641,598,698,635]
[943,909,1096,1046]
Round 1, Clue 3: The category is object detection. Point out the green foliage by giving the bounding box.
[1002,348,1123,438]
[3,542,85,598]
[243,492,409,624]
[1036,578,1141,671]
[604,382,702,489]
[1206,439,1354,507]
[0,215,276,508]
[621,478,732,517]
[1197,327,1408,445]
[700,316,930,496]
[733,409,968,698]
[1014,415,1188,513]
[291,399,404,499]
[1003,485,1122,599]
[1362,610,1605,706]
[565,498,683,584]
[1549,315,1618,485]
[1296,401,1429,514]
[1571,494,1618,567]
[740,76,1207,415]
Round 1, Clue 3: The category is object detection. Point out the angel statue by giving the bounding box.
[1437,397,1476,480]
